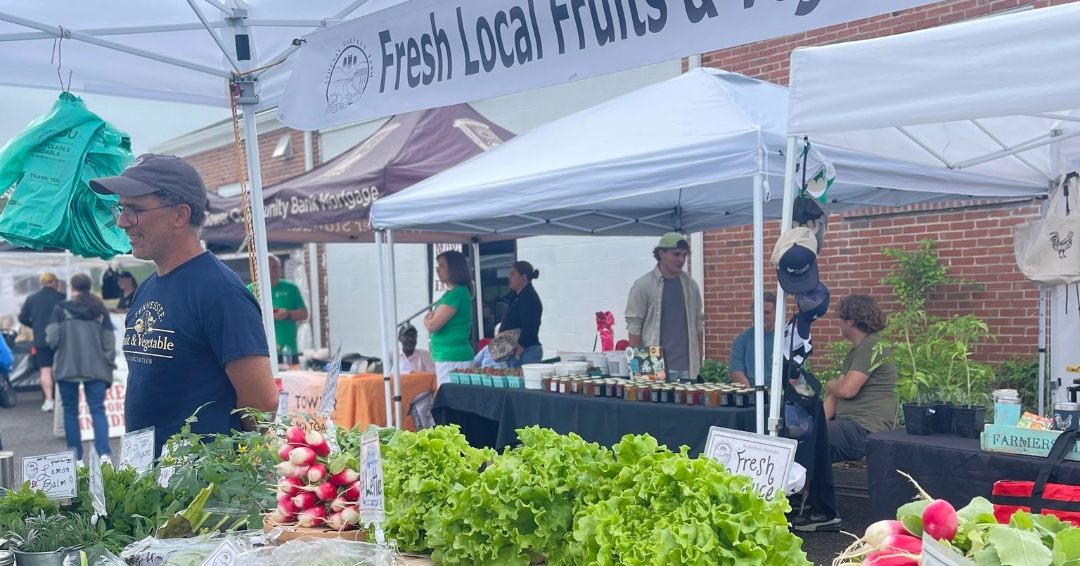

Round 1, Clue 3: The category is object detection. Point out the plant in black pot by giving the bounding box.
[5,512,98,566]
[886,310,937,436]
[937,315,996,439]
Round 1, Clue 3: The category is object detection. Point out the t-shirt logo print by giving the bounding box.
[125,301,175,362]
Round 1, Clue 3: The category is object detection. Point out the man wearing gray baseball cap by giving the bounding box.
[91,154,278,456]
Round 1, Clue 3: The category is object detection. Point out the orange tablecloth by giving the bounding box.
[278,371,437,431]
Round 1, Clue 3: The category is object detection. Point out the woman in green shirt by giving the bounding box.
[425,250,475,385]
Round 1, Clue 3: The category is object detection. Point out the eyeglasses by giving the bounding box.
[110,203,177,226]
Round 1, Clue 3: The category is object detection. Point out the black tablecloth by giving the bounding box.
[867,429,1080,521]
[432,384,756,456]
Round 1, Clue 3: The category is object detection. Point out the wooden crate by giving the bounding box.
[981,424,1080,460]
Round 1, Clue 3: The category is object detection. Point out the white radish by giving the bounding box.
[286,426,308,445]
[279,477,303,497]
[297,505,327,528]
[306,430,332,457]
[289,446,318,466]
[307,463,328,483]
[864,520,909,549]
[329,468,360,486]
[292,491,318,511]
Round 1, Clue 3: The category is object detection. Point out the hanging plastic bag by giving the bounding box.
[0,93,132,259]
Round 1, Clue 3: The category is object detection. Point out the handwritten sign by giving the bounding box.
[703,427,797,501]
[22,451,77,501]
[199,537,240,566]
[89,448,107,518]
[317,351,343,419]
[359,430,385,526]
[922,533,977,566]
[120,427,156,473]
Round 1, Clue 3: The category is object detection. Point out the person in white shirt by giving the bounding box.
[397,323,435,374]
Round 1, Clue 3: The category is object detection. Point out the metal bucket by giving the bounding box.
[13,547,81,566]
[0,451,14,491]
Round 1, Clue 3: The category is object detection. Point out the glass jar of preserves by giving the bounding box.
[543,376,553,392]
[719,388,733,407]
[735,390,749,407]
[583,380,596,397]
[649,385,661,403]
[624,381,637,401]
[557,378,568,394]
[673,387,684,405]
[701,388,717,407]
[636,382,649,403]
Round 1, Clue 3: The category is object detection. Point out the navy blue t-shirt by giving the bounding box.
[123,252,269,455]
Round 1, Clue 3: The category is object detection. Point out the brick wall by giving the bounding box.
[695,0,1071,368]
[185,126,332,346]
[703,201,1044,367]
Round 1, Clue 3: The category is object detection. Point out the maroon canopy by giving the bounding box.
[202,104,514,244]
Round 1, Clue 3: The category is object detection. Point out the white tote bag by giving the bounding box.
[1014,174,1080,286]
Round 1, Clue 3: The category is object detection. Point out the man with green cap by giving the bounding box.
[625,233,704,382]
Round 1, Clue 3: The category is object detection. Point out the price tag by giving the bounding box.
[21,451,77,501]
[359,430,385,526]
[702,427,797,501]
[88,448,107,518]
[120,427,156,473]
[317,349,343,419]
[922,533,977,566]
[199,537,240,566]
[157,466,177,489]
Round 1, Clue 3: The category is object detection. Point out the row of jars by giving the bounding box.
[540,375,760,407]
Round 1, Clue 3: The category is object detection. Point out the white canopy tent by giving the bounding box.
[783,2,1080,427]
[0,0,405,381]
[371,68,1046,434]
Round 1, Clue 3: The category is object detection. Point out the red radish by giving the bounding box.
[341,481,361,501]
[289,446,318,466]
[308,481,338,502]
[286,426,308,445]
[277,443,296,462]
[881,534,922,555]
[862,551,920,566]
[277,495,300,515]
[864,520,909,548]
[279,477,303,497]
[292,491,318,511]
[326,511,356,531]
[297,505,327,528]
[329,468,360,486]
[923,500,959,541]
[341,505,360,526]
[306,430,331,457]
[307,463,328,483]
[275,461,308,479]
[268,507,295,525]
[331,496,351,512]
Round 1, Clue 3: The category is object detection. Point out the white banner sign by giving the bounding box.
[279,0,940,129]
[702,426,797,501]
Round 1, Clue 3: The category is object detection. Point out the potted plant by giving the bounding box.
[936,315,995,438]
[6,513,97,566]
[885,310,937,436]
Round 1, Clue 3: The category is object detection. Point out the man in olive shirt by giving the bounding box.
[248,255,308,359]
[825,295,899,463]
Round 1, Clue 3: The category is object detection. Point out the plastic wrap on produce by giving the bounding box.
[235,536,395,566]
[63,546,127,566]
[119,531,265,566]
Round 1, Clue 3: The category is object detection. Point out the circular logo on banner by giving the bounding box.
[325,40,373,115]
[710,441,733,466]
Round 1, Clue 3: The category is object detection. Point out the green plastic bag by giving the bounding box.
[0,93,132,259]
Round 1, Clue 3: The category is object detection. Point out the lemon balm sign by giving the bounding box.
[279,0,944,130]
[703,427,796,501]
[22,452,78,501]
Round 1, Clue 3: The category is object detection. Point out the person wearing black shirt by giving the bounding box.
[113,271,139,313]
[500,261,544,367]
[19,272,65,412]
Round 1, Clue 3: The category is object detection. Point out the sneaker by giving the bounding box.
[41,399,54,412]
[100,455,112,467]
[791,513,843,532]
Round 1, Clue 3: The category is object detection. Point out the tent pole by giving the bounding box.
[752,173,765,436]
[240,104,279,378]
[1043,129,1062,412]
[303,131,322,351]
[768,136,800,436]
[375,230,394,427]
[472,240,483,343]
[388,230,403,429]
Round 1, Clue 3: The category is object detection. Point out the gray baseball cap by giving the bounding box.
[90,154,209,207]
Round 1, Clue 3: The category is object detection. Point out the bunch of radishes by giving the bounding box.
[835,499,958,565]
[270,426,362,531]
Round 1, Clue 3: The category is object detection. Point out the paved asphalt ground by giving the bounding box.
[1,388,868,565]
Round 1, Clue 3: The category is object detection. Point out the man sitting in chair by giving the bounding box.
[397,323,435,374]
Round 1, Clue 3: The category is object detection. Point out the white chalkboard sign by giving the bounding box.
[120,427,156,473]
[922,533,976,566]
[22,451,78,501]
[360,430,385,526]
[703,427,797,501]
